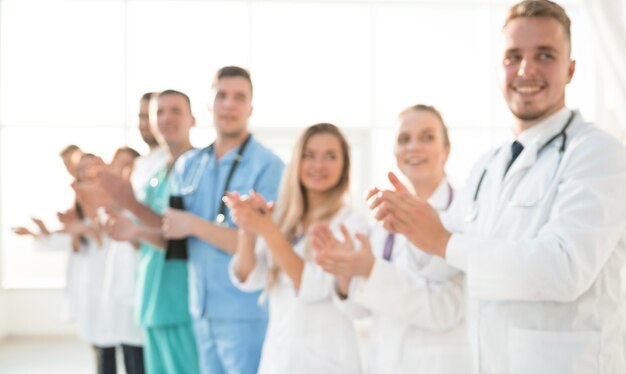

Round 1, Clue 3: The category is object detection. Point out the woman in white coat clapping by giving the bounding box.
[226,123,367,374]
[312,105,470,374]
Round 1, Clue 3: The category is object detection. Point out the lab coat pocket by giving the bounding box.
[507,156,559,210]
[508,327,599,374]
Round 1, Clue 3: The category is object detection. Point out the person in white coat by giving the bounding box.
[73,153,145,374]
[312,105,470,374]
[225,123,367,374]
[369,1,626,373]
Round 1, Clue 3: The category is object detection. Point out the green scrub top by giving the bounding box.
[136,167,192,327]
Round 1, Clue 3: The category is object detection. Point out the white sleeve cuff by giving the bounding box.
[228,254,266,292]
[350,259,396,310]
[329,278,371,319]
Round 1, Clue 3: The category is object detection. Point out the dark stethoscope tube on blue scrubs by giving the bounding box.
[165,134,252,259]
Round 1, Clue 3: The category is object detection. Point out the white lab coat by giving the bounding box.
[443,108,626,373]
[229,205,368,374]
[34,233,83,322]
[100,238,143,346]
[76,236,118,346]
[76,234,143,347]
[337,179,470,374]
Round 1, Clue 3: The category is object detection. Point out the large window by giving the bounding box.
[0,0,593,288]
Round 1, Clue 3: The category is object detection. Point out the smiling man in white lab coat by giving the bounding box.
[369,1,626,373]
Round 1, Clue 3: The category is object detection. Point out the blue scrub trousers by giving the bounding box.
[193,318,267,374]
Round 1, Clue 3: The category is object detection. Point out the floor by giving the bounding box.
[0,336,99,374]
[0,326,371,373]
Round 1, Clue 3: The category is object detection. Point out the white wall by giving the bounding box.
[0,291,6,340]
[2,290,74,337]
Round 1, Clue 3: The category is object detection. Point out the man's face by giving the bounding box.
[499,17,575,125]
[212,77,253,138]
[157,94,194,147]
[138,99,158,147]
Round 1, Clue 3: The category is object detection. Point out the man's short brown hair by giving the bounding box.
[212,66,253,96]
[504,1,571,45]
[160,89,193,115]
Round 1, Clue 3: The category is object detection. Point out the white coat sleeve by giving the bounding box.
[349,257,465,332]
[34,232,74,252]
[447,132,626,302]
[330,280,372,319]
[229,238,270,292]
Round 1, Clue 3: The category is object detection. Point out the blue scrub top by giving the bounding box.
[176,135,284,320]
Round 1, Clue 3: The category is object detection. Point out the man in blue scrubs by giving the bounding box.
[163,66,284,374]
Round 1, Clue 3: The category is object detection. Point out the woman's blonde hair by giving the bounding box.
[268,123,351,287]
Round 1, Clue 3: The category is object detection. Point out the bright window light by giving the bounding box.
[0,0,590,288]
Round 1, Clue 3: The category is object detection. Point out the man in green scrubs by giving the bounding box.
[103,89,199,373]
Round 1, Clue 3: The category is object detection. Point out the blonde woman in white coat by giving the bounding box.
[226,123,367,374]
[313,105,470,374]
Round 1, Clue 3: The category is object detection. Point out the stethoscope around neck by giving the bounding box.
[172,134,252,224]
[465,110,576,222]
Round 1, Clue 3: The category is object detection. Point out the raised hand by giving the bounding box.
[311,223,358,295]
[57,209,78,224]
[372,172,451,257]
[314,231,375,278]
[224,190,273,235]
[73,179,115,212]
[103,208,139,242]
[11,227,37,237]
[310,223,354,254]
[31,217,51,236]
[95,167,135,210]
[162,208,197,239]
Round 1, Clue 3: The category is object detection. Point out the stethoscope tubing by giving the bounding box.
[467,111,576,221]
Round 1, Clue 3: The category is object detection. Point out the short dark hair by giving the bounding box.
[212,66,253,96]
[141,92,159,103]
[59,144,81,158]
[399,104,450,147]
[505,1,571,46]
[159,89,192,115]
[113,146,140,160]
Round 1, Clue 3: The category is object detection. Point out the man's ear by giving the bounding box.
[566,59,576,84]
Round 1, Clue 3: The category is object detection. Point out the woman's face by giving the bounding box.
[75,156,105,209]
[299,133,344,195]
[394,110,449,186]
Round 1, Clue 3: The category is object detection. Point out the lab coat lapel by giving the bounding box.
[480,146,509,232]
[502,141,539,183]
[503,108,572,184]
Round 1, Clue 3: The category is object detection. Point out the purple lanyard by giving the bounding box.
[382,182,453,261]
[382,233,395,261]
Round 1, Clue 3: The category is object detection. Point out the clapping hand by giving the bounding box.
[224,191,274,235]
